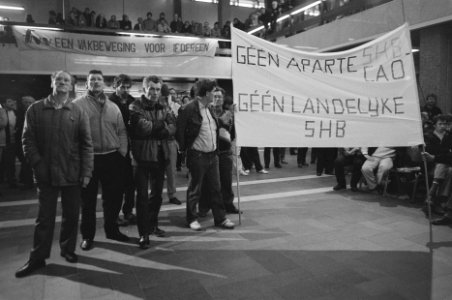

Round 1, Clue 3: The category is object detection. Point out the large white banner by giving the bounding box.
[12,26,218,58]
[231,24,424,147]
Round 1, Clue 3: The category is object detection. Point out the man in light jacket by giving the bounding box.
[74,70,129,251]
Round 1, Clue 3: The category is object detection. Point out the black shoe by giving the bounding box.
[15,260,46,278]
[117,216,129,227]
[60,251,78,263]
[422,204,444,216]
[106,231,129,242]
[124,213,137,225]
[226,206,242,214]
[333,184,346,191]
[138,235,150,249]
[350,186,358,192]
[169,197,182,205]
[274,164,282,168]
[80,239,93,251]
[151,227,166,237]
[316,172,322,176]
[432,216,452,225]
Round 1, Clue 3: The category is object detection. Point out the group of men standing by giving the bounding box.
[15,70,236,278]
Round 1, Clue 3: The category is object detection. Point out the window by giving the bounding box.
[192,0,219,3]
[192,0,265,8]
[230,0,265,8]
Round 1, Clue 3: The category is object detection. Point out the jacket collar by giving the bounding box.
[140,95,164,110]
[43,94,73,110]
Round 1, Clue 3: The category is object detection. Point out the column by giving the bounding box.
[419,24,452,114]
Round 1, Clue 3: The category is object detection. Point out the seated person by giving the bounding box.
[422,114,452,214]
[432,194,452,225]
[333,147,364,191]
[360,147,396,192]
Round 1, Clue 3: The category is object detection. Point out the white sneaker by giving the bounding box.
[258,169,269,174]
[189,220,202,231]
[240,169,249,176]
[217,218,235,229]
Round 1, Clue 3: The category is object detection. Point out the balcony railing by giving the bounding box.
[263,0,394,41]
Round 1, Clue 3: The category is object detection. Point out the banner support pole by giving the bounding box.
[421,144,433,244]
[235,141,242,225]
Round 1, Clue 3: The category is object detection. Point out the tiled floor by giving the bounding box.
[1,154,452,300]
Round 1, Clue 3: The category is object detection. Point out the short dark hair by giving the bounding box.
[223,95,233,109]
[433,114,449,125]
[143,75,162,87]
[214,86,225,95]
[88,69,103,77]
[161,83,170,96]
[198,79,217,97]
[426,93,437,102]
[113,74,132,88]
[51,70,73,81]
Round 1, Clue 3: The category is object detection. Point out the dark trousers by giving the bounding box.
[297,147,308,164]
[316,148,337,175]
[20,161,34,186]
[241,147,263,171]
[264,147,280,168]
[121,154,135,215]
[200,152,235,212]
[176,151,185,170]
[186,150,226,224]
[80,152,124,240]
[135,154,166,236]
[334,154,364,188]
[30,184,80,261]
[1,143,16,184]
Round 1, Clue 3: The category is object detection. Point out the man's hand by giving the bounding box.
[364,154,376,162]
[421,152,434,162]
[219,110,232,123]
[81,177,91,188]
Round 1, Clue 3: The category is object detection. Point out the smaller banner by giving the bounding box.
[12,26,218,58]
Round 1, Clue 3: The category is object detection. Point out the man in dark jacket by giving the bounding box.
[176,79,235,231]
[16,70,93,278]
[109,74,136,227]
[129,75,176,248]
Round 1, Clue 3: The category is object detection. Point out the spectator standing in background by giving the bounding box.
[95,14,107,28]
[120,15,132,30]
[170,14,183,33]
[109,74,137,227]
[143,12,157,31]
[1,98,18,188]
[107,15,120,29]
[16,96,36,189]
[181,21,192,34]
[134,17,144,31]
[48,10,57,24]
